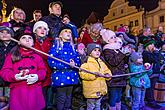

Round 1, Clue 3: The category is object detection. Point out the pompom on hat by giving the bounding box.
[33,21,49,35]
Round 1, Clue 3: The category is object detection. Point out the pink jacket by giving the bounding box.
[0,48,46,110]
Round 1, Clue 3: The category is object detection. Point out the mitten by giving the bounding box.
[27,74,38,85]
[15,70,29,80]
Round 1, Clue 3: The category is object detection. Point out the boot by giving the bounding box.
[116,102,121,110]
[109,106,116,110]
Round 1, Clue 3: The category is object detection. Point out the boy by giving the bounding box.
[79,43,112,110]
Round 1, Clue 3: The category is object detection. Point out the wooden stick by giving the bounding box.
[10,37,148,78]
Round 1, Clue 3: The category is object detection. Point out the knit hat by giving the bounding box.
[16,26,34,40]
[0,26,14,37]
[87,43,102,55]
[143,37,155,48]
[130,52,142,63]
[100,29,116,43]
[33,21,49,35]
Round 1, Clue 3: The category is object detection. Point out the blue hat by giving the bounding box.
[0,26,14,37]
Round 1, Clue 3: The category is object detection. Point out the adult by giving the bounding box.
[27,10,42,29]
[41,1,64,39]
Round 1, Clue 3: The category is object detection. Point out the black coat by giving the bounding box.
[0,41,16,69]
[41,14,64,39]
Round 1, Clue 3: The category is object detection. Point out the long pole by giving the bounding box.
[10,37,148,78]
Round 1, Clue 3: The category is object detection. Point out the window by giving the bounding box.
[121,9,123,14]
[129,21,133,27]
[125,0,128,2]
[135,20,139,26]
[160,16,164,23]
[113,12,115,16]
[114,26,117,31]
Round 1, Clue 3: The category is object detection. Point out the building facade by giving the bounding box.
[103,0,165,33]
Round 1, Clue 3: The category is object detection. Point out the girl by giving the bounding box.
[0,27,46,110]
[33,21,53,109]
[48,26,80,110]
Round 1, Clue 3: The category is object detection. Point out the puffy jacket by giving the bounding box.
[48,41,80,87]
[79,57,112,98]
[129,64,151,88]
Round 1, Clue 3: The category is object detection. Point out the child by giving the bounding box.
[0,27,46,110]
[142,38,163,109]
[79,43,112,110]
[129,51,152,110]
[101,29,128,110]
[48,26,80,110]
[33,21,53,109]
[0,26,16,109]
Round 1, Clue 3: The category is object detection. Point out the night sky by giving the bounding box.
[0,0,159,28]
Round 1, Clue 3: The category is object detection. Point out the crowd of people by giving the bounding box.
[0,1,165,110]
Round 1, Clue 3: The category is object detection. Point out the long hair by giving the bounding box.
[11,45,22,63]
[57,34,76,53]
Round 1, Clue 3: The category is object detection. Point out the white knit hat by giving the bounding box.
[33,21,49,35]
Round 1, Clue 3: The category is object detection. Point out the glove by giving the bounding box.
[15,70,29,80]
[27,74,38,85]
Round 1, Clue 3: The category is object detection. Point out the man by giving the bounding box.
[27,10,42,29]
[41,1,64,39]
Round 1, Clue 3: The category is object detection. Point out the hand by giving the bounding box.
[103,73,112,78]
[27,74,38,85]
[70,59,75,67]
[15,71,29,80]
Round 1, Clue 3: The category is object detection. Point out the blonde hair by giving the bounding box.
[8,7,26,22]
[57,29,76,52]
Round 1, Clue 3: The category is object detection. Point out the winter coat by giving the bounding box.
[41,14,64,39]
[81,32,102,47]
[0,41,16,86]
[48,41,80,87]
[79,57,112,98]
[103,48,127,87]
[34,37,53,87]
[142,50,164,77]
[129,64,151,88]
[0,41,16,70]
[0,48,46,110]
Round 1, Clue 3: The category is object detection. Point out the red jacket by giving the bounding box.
[34,37,53,87]
[81,32,102,46]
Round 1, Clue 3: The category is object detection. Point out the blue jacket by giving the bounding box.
[48,41,80,87]
[129,64,151,88]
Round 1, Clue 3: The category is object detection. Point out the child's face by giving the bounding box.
[90,48,101,58]
[136,58,143,64]
[60,29,72,42]
[162,44,165,51]
[19,35,34,47]
[35,26,47,37]
[146,43,155,52]
[0,30,12,41]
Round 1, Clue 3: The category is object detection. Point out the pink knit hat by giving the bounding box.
[100,29,116,43]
